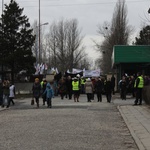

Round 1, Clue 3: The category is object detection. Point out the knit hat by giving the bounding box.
[35,78,39,81]
[86,78,91,81]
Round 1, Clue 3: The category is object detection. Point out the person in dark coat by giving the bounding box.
[1,79,10,108]
[58,77,67,100]
[120,76,127,100]
[104,78,112,103]
[95,77,103,102]
[111,74,115,95]
[128,76,135,98]
[66,76,72,100]
[32,78,41,108]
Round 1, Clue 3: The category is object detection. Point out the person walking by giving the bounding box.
[111,74,116,95]
[84,78,93,102]
[95,77,103,102]
[43,82,54,108]
[133,72,144,105]
[66,76,72,100]
[72,77,80,102]
[128,76,135,98]
[32,78,41,108]
[120,76,127,100]
[7,82,15,108]
[80,77,86,94]
[58,77,67,100]
[41,79,47,105]
[104,78,112,103]
[1,79,10,108]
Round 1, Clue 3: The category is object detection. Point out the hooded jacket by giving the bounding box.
[43,83,54,99]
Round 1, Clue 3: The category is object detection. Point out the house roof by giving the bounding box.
[112,45,150,66]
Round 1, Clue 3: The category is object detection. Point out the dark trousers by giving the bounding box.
[47,98,52,107]
[60,93,65,100]
[121,89,126,100]
[7,97,15,107]
[42,95,46,105]
[135,88,143,104]
[112,87,115,95]
[35,98,39,108]
[68,90,72,99]
[2,94,9,107]
[97,93,102,102]
[87,93,92,102]
[106,93,111,103]
[81,84,85,94]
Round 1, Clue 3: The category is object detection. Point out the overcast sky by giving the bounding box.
[0,0,150,60]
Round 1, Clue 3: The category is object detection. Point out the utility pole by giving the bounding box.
[1,0,4,81]
[39,0,41,64]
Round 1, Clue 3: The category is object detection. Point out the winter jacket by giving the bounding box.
[84,81,93,94]
[95,80,103,93]
[43,83,54,99]
[32,82,41,98]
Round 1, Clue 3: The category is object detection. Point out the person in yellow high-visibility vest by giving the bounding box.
[72,77,80,102]
[133,72,144,105]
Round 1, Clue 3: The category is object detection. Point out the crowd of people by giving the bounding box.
[47,74,115,105]
[0,71,149,108]
[118,72,149,105]
[0,79,15,108]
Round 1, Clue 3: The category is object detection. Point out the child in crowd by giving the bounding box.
[43,82,54,108]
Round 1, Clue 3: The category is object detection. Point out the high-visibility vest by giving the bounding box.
[134,76,144,88]
[40,81,44,88]
[81,79,85,85]
[72,81,79,91]
[138,76,144,88]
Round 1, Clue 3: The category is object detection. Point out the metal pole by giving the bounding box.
[1,0,4,81]
[39,0,41,64]
[2,0,4,14]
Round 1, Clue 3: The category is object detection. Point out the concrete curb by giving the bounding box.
[118,106,146,150]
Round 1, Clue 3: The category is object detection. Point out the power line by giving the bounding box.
[0,0,149,8]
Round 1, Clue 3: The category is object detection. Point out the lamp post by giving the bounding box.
[148,8,150,14]
[1,0,4,81]
[39,0,41,63]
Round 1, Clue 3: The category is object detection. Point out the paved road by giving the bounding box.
[0,95,138,150]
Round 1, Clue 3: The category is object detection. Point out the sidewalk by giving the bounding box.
[113,95,150,150]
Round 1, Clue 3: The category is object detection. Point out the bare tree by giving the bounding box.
[45,22,58,68]
[46,19,85,73]
[32,20,38,62]
[32,20,47,63]
[96,0,132,74]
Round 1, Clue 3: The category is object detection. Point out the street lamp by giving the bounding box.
[148,8,150,14]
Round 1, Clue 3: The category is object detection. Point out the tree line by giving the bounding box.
[0,0,149,82]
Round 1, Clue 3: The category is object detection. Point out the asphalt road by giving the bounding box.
[0,95,138,150]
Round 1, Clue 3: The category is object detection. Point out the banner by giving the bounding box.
[72,68,83,74]
[83,69,100,77]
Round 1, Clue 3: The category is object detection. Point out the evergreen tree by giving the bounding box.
[0,0,36,82]
[135,25,150,45]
